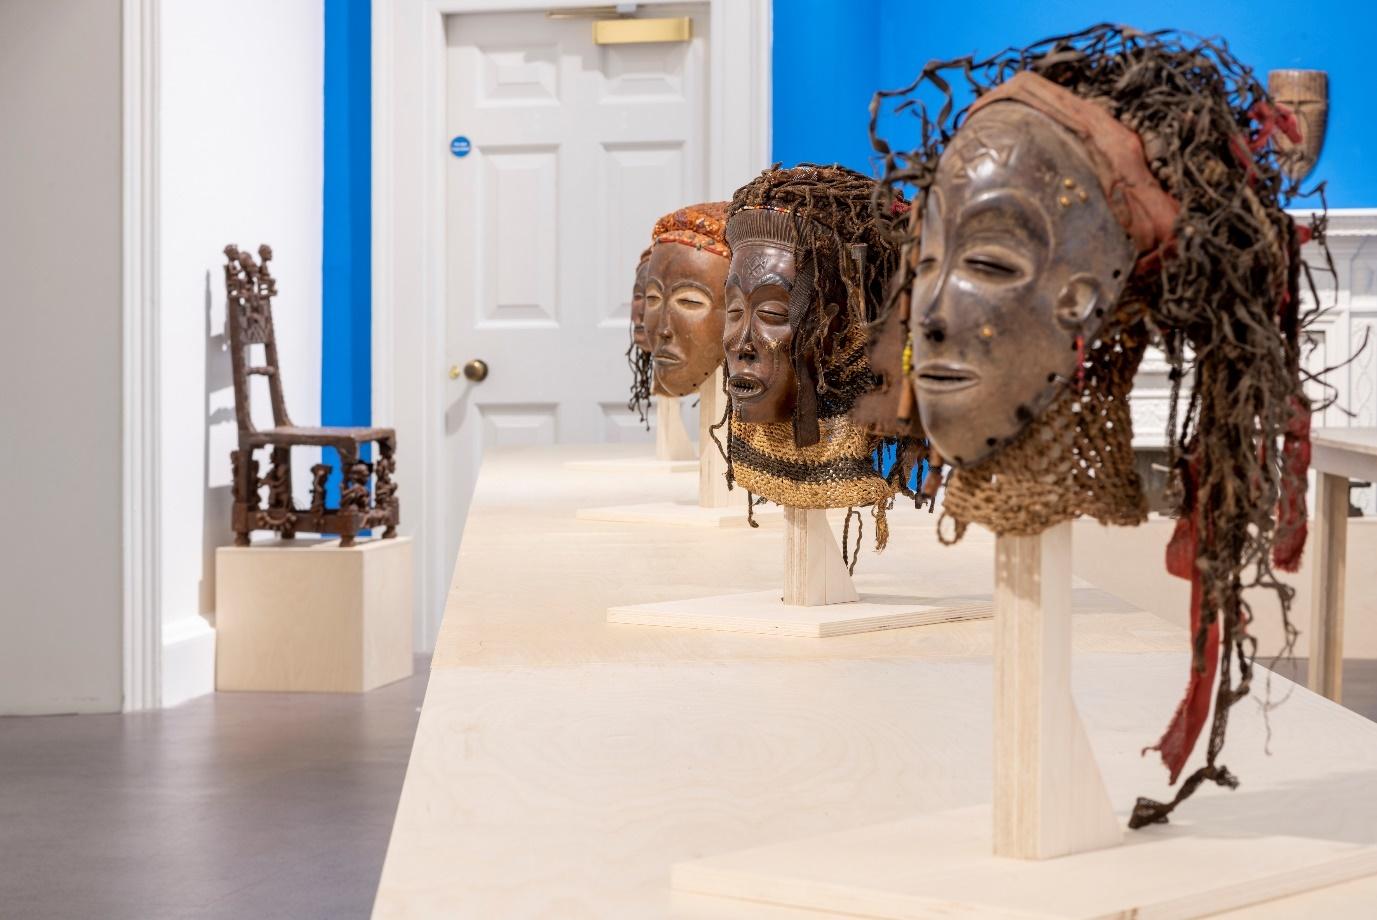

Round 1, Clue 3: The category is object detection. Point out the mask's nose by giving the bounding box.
[918,312,946,344]
[725,311,755,360]
[913,260,952,345]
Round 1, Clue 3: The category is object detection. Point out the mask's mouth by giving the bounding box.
[727,373,766,401]
[914,361,980,393]
[652,349,683,367]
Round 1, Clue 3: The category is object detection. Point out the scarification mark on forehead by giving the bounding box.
[943,111,1074,203]
[745,253,773,284]
[944,120,1021,185]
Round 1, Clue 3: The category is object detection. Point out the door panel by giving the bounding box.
[444,6,708,566]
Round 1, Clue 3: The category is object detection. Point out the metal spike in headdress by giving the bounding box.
[870,24,1334,825]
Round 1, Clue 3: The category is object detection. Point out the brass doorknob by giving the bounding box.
[450,359,489,382]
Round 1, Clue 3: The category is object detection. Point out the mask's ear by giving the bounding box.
[789,258,821,448]
[1053,273,1108,330]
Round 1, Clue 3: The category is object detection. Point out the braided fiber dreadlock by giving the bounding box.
[870,25,1333,825]
[718,165,914,556]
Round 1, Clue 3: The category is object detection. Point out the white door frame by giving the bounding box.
[371,0,772,649]
[122,0,163,711]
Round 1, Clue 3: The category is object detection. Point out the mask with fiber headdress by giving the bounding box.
[870,24,1330,826]
[717,165,917,551]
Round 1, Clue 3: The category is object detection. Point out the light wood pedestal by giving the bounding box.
[1309,427,1377,702]
[215,537,414,693]
[673,805,1377,920]
[610,508,990,636]
[671,523,1377,918]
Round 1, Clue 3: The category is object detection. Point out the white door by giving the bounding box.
[442,7,708,565]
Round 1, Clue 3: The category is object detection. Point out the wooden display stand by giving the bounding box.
[1305,428,1377,702]
[565,394,697,474]
[215,536,414,693]
[609,507,989,637]
[576,369,778,527]
[672,522,1377,916]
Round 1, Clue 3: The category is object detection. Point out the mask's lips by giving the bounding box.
[914,361,980,393]
[653,349,683,367]
[727,373,765,400]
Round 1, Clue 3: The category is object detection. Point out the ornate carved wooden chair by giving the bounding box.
[224,244,399,547]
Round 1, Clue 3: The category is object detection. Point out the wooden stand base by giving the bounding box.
[215,537,414,693]
[609,589,990,637]
[669,520,1377,914]
[607,509,990,636]
[672,804,1377,919]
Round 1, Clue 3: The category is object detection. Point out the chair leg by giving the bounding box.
[231,448,256,546]
[377,436,398,538]
[267,446,296,539]
[337,444,360,548]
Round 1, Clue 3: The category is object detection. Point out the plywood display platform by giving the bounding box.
[564,455,697,474]
[576,499,780,528]
[675,804,1377,919]
[372,446,1377,918]
[216,536,413,693]
[610,589,991,637]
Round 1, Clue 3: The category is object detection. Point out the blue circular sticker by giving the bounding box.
[450,136,472,158]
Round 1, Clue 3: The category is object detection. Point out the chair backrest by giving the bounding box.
[223,244,293,432]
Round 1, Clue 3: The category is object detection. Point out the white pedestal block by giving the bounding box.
[609,589,990,637]
[215,537,414,693]
[673,804,1377,919]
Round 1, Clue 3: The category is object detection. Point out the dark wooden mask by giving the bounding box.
[910,103,1137,467]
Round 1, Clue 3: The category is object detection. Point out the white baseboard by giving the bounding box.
[161,616,215,707]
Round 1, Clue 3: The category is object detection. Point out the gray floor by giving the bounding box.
[0,657,429,920]
[0,656,1372,920]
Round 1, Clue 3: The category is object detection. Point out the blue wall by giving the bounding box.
[322,0,372,495]
[773,0,1377,207]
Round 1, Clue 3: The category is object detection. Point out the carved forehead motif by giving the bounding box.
[743,252,775,284]
[940,111,1067,198]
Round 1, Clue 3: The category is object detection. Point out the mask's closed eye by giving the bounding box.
[755,303,789,324]
[960,246,1029,281]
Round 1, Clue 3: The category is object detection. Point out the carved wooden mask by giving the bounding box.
[643,241,728,397]
[1268,69,1328,181]
[910,103,1137,466]
[723,240,800,423]
[630,257,651,352]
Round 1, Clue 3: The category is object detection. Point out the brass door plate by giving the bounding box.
[593,16,691,45]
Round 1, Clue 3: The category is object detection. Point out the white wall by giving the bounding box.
[0,0,125,714]
[159,0,324,705]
